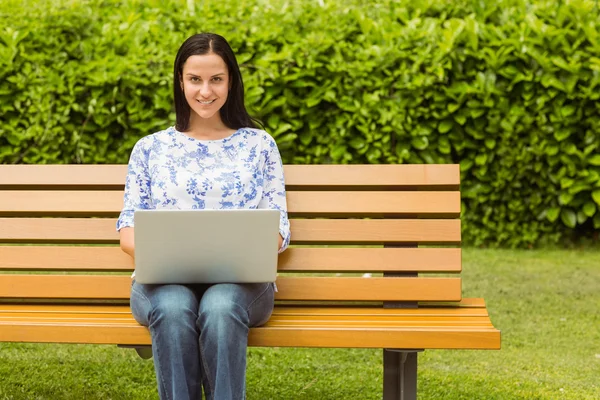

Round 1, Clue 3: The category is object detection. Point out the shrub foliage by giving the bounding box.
[1,0,599,246]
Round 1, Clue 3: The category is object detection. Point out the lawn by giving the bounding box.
[0,249,598,399]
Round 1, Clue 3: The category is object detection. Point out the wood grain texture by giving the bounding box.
[0,218,461,244]
[0,246,461,272]
[0,300,500,349]
[0,275,461,302]
[0,164,459,188]
[0,191,460,217]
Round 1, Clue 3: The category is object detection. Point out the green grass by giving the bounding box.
[0,249,598,399]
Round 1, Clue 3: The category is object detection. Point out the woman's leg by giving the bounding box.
[131,281,203,400]
[197,282,275,400]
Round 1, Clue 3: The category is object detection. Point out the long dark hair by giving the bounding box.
[173,33,261,131]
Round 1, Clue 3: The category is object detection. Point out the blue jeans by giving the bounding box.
[130,280,275,400]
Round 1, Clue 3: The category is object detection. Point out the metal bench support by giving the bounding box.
[383,350,420,400]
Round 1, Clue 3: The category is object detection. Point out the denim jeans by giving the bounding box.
[130,280,275,400]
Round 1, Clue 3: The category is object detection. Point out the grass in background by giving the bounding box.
[0,249,598,399]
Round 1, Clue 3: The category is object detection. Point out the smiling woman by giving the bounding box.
[180,53,231,130]
[117,33,290,400]
[172,32,262,140]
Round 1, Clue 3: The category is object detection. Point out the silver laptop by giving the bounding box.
[133,209,280,284]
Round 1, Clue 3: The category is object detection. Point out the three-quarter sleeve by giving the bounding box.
[259,135,291,253]
[116,139,152,231]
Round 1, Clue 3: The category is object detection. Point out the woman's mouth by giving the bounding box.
[197,99,215,105]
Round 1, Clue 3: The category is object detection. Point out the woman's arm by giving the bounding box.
[258,135,291,253]
[120,227,135,259]
[116,138,152,258]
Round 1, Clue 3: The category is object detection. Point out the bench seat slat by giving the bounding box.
[0,302,488,316]
[0,164,459,189]
[0,246,461,273]
[0,317,494,328]
[0,275,461,302]
[0,218,461,244]
[0,299,500,350]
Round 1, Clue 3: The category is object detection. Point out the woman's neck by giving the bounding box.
[185,114,235,140]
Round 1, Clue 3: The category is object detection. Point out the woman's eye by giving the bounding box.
[191,77,200,82]
[212,77,222,82]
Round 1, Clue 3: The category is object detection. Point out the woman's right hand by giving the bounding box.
[119,227,135,260]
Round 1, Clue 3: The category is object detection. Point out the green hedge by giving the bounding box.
[1,0,599,247]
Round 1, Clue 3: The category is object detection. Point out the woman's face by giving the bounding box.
[180,53,230,123]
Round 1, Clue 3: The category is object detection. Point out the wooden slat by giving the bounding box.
[0,164,459,189]
[0,316,493,327]
[0,246,461,272]
[0,246,134,271]
[0,165,128,189]
[287,191,460,216]
[0,191,123,215]
[0,218,118,243]
[0,275,130,299]
[0,191,460,217]
[0,218,461,244]
[0,301,500,349]
[0,323,500,348]
[275,277,461,301]
[0,275,461,302]
[277,247,461,272]
[0,302,487,316]
[248,327,500,349]
[284,165,460,189]
[290,219,460,244]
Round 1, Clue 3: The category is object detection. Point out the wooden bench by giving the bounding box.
[0,164,500,399]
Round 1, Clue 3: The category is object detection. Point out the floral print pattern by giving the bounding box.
[117,126,291,252]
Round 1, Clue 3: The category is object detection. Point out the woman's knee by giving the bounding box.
[147,285,200,326]
[198,287,248,329]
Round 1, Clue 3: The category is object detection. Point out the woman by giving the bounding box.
[117,33,291,400]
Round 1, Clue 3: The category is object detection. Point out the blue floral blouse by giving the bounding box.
[117,126,291,253]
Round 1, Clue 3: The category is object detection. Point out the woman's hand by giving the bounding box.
[119,227,135,260]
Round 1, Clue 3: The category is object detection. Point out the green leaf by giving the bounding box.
[560,209,577,228]
[447,103,460,113]
[595,213,600,229]
[554,129,571,142]
[560,178,574,189]
[588,154,600,166]
[583,201,596,217]
[454,114,467,125]
[475,153,487,165]
[546,145,559,156]
[560,105,576,118]
[484,139,496,149]
[558,192,573,205]
[411,137,429,150]
[349,138,366,150]
[592,190,600,206]
[577,210,587,224]
[438,120,453,134]
[330,145,346,160]
[546,207,560,223]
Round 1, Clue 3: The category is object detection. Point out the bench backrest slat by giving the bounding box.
[0,190,460,217]
[0,275,461,302]
[0,218,461,244]
[0,246,461,272]
[0,164,459,189]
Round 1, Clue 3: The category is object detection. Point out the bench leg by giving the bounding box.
[383,350,419,400]
[117,344,153,359]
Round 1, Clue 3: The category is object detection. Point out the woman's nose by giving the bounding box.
[199,83,211,97]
